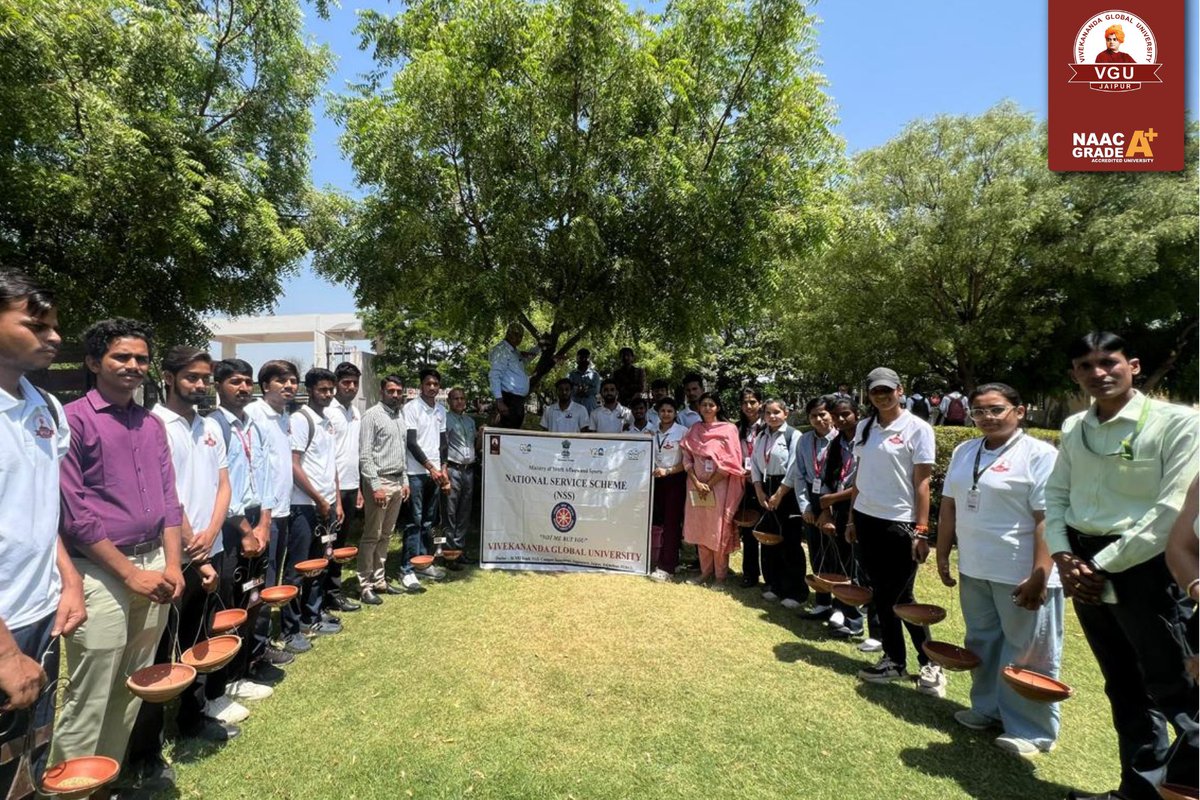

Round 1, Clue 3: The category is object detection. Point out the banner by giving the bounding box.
[480,428,654,574]
[1048,2,1184,171]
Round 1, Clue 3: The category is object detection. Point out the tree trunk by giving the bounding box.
[1141,319,1197,395]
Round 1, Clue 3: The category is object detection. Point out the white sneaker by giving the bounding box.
[828,610,845,628]
[762,590,779,602]
[917,663,947,698]
[417,566,446,581]
[207,695,250,724]
[401,573,423,592]
[781,598,801,610]
[648,568,672,582]
[227,679,274,702]
[858,638,883,652]
[994,735,1049,760]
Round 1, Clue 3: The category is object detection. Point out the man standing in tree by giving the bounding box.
[611,347,646,406]
[488,323,539,429]
[567,348,601,413]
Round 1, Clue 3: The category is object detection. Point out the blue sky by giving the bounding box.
[272,0,1198,319]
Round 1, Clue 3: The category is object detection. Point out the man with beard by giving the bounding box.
[401,368,449,591]
[588,379,632,433]
[323,362,362,613]
[356,375,409,604]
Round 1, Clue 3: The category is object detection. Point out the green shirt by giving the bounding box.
[1044,391,1199,573]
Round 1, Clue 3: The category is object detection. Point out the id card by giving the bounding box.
[966,489,981,512]
[241,575,265,593]
[811,479,823,495]
[320,533,335,544]
[434,536,447,546]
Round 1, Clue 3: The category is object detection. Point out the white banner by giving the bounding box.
[480,428,654,574]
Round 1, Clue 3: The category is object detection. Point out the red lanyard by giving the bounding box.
[232,424,253,463]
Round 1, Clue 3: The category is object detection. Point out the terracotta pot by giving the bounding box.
[210,608,247,634]
[922,640,982,671]
[892,603,947,626]
[410,555,436,570]
[1001,665,1073,703]
[733,510,762,529]
[332,546,358,564]
[441,550,463,561]
[831,583,874,607]
[295,558,328,576]
[260,585,299,606]
[41,756,120,799]
[181,635,242,674]
[126,663,197,703]
[1158,784,1200,800]
[752,529,783,546]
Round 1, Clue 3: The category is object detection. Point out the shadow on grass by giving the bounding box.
[772,637,1073,800]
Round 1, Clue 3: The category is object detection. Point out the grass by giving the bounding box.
[162,551,1119,800]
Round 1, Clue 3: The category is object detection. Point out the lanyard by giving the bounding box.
[1079,396,1150,460]
[831,437,855,488]
[232,423,253,464]
[812,434,830,476]
[971,431,1023,490]
[764,427,784,465]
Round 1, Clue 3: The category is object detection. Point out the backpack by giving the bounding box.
[945,394,967,424]
[33,386,60,428]
[909,395,930,421]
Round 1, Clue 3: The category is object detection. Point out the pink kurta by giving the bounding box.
[681,420,746,554]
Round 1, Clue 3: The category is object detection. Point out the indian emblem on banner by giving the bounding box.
[1069,10,1161,92]
[551,501,577,533]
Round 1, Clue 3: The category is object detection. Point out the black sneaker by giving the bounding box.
[378,582,405,595]
[360,588,383,605]
[331,596,361,612]
[180,716,241,743]
[249,660,287,684]
[740,576,759,588]
[320,612,342,626]
[260,646,295,666]
[857,656,906,683]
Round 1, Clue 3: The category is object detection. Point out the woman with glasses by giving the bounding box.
[935,383,1062,759]
[847,367,943,696]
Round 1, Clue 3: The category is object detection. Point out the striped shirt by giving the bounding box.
[359,402,409,491]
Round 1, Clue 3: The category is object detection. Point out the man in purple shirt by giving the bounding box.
[50,318,185,782]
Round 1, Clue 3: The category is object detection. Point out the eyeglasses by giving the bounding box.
[969,405,1014,420]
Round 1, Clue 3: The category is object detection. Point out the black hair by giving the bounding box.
[258,359,299,391]
[630,397,647,409]
[830,395,860,416]
[697,391,729,422]
[334,361,361,380]
[555,377,573,389]
[1067,331,1131,361]
[214,358,254,383]
[619,347,634,357]
[600,378,618,390]
[577,348,590,358]
[305,367,336,389]
[162,345,210,375]
[969,382,1022,406]
[737,387,763,437]
[650,378,670,391]
[0,270,54,317]
[418,367,442,383]
[82,318,152,362]
[681,372,704,388]
[762,397,789,412]
[654,396,678,411]
[805,394,834,415]
[380,374,403,390]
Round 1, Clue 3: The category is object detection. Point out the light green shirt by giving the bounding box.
[1044,391,1199,573]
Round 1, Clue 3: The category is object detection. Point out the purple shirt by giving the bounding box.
[60,389,182,548]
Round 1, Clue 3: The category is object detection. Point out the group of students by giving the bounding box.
[0,271,482,799]
[0,264,1195,800]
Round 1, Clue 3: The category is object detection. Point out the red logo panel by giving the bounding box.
[1049,3,1184,171]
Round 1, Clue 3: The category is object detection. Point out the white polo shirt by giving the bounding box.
[589,403,632,433]
[677,407,702,429]
[290,406,339,505]
[247,398,293,515]
[541,401,589,433]
[652,423,689,470]
[325,400,361,491]
[852,410,936,522]
[0,378,69,629]
[403,397,447,475]
[151,404,228,557]
[945,433,1060,587]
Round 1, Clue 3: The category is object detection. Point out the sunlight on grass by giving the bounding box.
[169,558,1119,799]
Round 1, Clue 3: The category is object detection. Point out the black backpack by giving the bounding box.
[909,395,930,420]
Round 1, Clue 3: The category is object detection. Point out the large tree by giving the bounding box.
[318,0,839,390]
[0,0,332,344]
[783,103,1197,398]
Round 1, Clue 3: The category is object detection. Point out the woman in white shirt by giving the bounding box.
[649,398,689,581]
[848,367,942,696]
[935,383,1063,759]
[752,399,803,608]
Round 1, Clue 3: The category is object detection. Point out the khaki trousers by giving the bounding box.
[357,477,406,588]
[50,548,169,768]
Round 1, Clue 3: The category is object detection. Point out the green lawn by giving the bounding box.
[165,555,1118,800]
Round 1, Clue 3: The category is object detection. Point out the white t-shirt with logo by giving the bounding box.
[945,433,1061,587]
[403,398,447,475]
[541,402,589,433]
[290,406,339,505]
[589,404,632,433]
[325,401,361,490]
[652,423,689,470]
[852,411,936,522]
[247,398,293,515]
[0,379,69,629]
[152,405,228,557]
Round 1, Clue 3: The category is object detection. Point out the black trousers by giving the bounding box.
[219,508,268,680]
[756,476,806,601]
[322,488,358,606]
[1069,529,1198,800]
[498,391,526,429]
[854,510,928,668]
[739,479,762,583]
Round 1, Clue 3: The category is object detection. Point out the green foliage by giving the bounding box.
[0,0,332,345]
[319,0,840,389]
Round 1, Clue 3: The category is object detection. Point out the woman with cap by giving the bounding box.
[935,382,1063,759]
[847,367,944,696]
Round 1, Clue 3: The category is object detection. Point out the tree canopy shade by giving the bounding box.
[0,0,332,345]
[318,0,840,389]
[782,103,1198,399]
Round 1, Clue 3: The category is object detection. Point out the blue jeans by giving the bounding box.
[289,504,336,627]
[0,611,57,800]
[959,574,1064,749]
[401,474,440,574]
